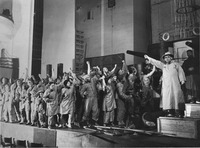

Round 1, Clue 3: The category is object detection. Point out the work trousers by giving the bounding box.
[82,97,99,122]
[103,109,115,124]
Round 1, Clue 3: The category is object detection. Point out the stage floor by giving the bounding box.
[1,122,200,147]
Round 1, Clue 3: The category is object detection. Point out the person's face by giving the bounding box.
[82,80,85,84]
[2,78,6,85]
[28,80,33,87]
[39,92,44,97]
[50,83,55,90]
[145,59,150,64]
[128,74,135,84]
[143,77,150,86]
[187,50,193,57]
[66,81,71,87]
[5,85,9,91]
[63,74,69,80]
[118,70,123,75]
[17,80,21,86]
[22,84,26,90]
[103,67,108,73]
[164,55,172,63]
[56,79,61,84]
[9,78,13,84]
[108,79,112,84]
[113,76,117,81]
[38,81,42,86]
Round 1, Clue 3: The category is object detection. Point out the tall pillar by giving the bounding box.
[101,0,105,56]
[12,0,35,77]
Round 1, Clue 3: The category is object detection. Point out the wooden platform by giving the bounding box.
[157,117,200,139]
[1,122,200,147]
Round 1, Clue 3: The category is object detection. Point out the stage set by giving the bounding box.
[1,115,200,147]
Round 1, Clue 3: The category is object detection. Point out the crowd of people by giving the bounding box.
[0,50,199,130]
[0,58,160,129]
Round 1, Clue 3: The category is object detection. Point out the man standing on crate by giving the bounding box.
[144,52,186,118]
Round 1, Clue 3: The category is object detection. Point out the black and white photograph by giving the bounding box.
[0,0,200,147]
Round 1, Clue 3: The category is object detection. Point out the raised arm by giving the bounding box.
[121,60,129,74]
[110,64,117,75]
[145,65,156,78]
[86,61,91,75]
[43,89,52,103]
[38,74,43,81]
[69,68,81,85]
[51,67,56,80]
[24,68,28,82]
[31,75,37,84]
[144,55,164,70]
[101,75,106,91]
[94,66,102,76]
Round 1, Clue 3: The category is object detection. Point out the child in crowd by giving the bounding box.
[34,90,47,128]
[19,82,28,124]
[3,84,11,122]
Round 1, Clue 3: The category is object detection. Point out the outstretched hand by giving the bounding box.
[144,55,149,59]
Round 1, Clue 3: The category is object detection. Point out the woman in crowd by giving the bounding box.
[102,74,116,126]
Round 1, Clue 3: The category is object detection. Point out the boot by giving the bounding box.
[166,109,175,117]
[175,110,184,118]
[67,114,72,128]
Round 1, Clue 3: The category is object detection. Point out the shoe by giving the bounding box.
[175,110,184,118]
[74,122,81,128]
[103,123,108,127]
[48,126,52,129]
[94,122,99,126]
[128,123,136,129]
[31,123,35,126]
[145,121,156,127]
[41,125,46,128]
[58,124,62,128]
[80,120,88,127]
[118,121,125,127]
[130,114,136,118]
[19,121,24,124]
[166,113,174,117]
[26,122,30,125]
[67,123,72,128]
[176,114,184,118]
[110,123,115,127]
[196,101,200,104]
[165,109,175,117]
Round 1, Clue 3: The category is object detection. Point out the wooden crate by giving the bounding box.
[157,117,200,139]
[185,104,200,118]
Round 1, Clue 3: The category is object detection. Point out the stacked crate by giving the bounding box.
[157,103,200,139]
[185,104,200,118]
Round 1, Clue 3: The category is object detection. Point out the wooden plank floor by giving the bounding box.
[1,122,200,147]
